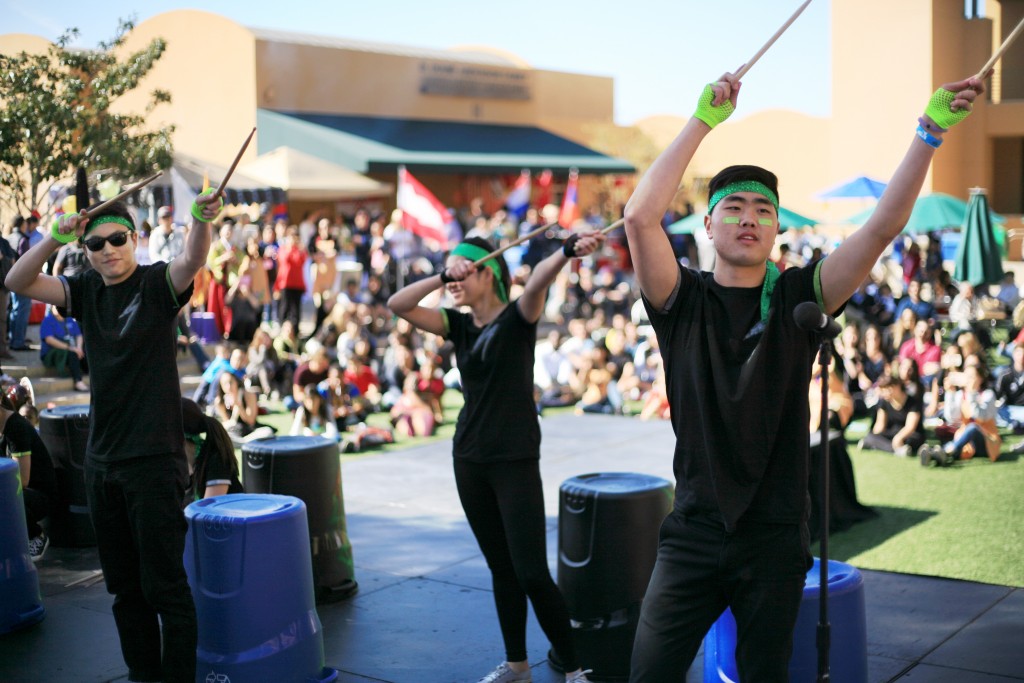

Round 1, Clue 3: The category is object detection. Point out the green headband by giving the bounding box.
[450,243,508,303]
[84,215,136,237]
[707,181,779,215]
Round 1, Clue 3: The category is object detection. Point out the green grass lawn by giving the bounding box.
[825,417,1024,587]
[247,393,1023,588]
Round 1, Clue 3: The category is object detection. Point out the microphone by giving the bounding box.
[794,301,841,338]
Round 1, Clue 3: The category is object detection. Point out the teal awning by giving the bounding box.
[256,109,635,175]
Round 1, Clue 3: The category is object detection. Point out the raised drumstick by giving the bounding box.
[212,127,257,201]
[471,221,558,267]
[83,172,163,218]
[734,0,813,80]
[975,14,1024,81]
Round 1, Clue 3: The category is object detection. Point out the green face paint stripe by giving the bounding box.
[723,217,740,224]
[758,218,774,226]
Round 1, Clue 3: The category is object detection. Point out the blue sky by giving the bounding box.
[4,0,834,125]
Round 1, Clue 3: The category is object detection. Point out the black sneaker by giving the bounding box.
[28,532,49,563]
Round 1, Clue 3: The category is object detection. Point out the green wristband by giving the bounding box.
[191,188,222,223]
[51,219,78,244]
[924,88,971,130]
[694,83,735,129]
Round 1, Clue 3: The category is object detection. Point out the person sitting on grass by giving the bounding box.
[214,371,273,443]
[193,343,231,409]
[39,303,88,392]
[926,363,1002,464]
[290,383,339,440]
[995,344,1024,433]
[287,347,331,411]
[898,318,942,388]
[246,327,282,399]
[344,352,382,412]
[415,352,446,427]
[390,373,438,438]
[860,374,926,457]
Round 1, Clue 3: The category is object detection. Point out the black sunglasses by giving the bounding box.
[81,230,131,252]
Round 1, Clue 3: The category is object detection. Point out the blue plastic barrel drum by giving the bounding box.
[185,493,337,683]
[0,457,45,634]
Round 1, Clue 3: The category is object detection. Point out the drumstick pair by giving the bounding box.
[82,127,256,218]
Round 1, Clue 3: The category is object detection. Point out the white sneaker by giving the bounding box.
[565,670,593,683]
[477,662,532,683]
[28,532,49,563]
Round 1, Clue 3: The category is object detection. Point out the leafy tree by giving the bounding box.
[0,18,174,218]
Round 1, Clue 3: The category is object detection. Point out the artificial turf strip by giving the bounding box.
[822,420,1024,588]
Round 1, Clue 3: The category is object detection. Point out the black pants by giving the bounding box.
[278,288,304,330]
[861,430,924,454]
[630,511,810,682]
[86,454,196,683]
[454,458,578,670]
[23,486,51,538]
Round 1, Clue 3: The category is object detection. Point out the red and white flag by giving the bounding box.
[559,169,579,228]
[397,167,454,249]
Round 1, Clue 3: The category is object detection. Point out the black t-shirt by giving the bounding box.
[187,439,244,503]
[2,412,55,496]
[877,393,924,439]
[644,262,824,531]
[997,368,1024,406]
[63,262,193,464]
[445,302,540,462]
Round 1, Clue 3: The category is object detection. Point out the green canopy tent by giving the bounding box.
[667,206,817,234]
[954,189,1004,287]
[842,192,1005,234]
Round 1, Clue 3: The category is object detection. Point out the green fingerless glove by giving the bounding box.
[191,188,223,222]
[924,88,971,130]
[694,83,735,129]
[51,219,78,244]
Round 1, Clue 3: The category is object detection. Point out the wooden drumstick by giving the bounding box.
[601,183,688,235]
[975,14,1024,81]
[83,172,163,218]
[471,221,559,267]
[734,0,813,80]
[212,127,257,202]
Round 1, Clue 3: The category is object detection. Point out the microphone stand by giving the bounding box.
[813,336,833,682]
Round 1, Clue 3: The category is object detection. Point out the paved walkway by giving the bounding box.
[2,414,1022,682]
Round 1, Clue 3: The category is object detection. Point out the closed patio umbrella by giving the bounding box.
[954,188,1004,287]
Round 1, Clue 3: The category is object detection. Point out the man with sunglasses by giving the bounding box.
[5,193,221,683]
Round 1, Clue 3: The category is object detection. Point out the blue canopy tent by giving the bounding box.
[816,176,888,200]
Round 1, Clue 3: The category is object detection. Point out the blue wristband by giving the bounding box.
[915,125,943,149]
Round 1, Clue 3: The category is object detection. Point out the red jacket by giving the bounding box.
[274,244,307,291]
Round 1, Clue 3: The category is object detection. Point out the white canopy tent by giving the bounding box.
[240,146,392,201]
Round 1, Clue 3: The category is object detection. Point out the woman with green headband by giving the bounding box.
[389,231,604,683]
[622,67,986,681]
[5,191,222,683]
